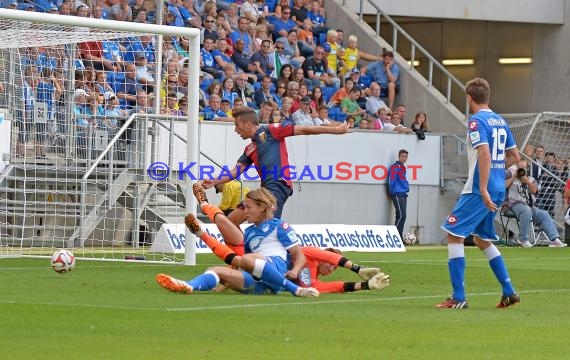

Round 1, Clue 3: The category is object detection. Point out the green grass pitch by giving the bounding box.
[1,247,569,359]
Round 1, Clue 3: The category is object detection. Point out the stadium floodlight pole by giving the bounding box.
[0,8,201,265]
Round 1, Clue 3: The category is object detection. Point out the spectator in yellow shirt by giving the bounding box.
[215,180,250,215]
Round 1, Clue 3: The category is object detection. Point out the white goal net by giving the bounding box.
[0,9,200,263]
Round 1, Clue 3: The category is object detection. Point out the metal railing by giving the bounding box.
[343,0,469,116]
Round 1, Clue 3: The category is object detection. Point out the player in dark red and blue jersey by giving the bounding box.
[198,106,348,253]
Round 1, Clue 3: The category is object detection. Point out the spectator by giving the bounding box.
[201,15,219,44]
[214,180,251,216]
[280,96,294,123]
[325,29,344,76]
[388,149,410,239]
[273,5,297,38]
[273,80,288,108]
[341,88,365,126]
[362,50,400,110]
[395,104,408,126]
[251,39,275,80]
[290,0,308,26]
[201,37,222,79]
[291,82,311,113]
[216,13,232,35]
[382,111,413,134]
[220,98,232,117]
[230,17,255,56]
[365,81,389,115]
[336,28,345,48]
[506,159,567,247]
[293,66,308,87]
[298,18,316,52]
[134,52,154,89]
[564,178,570,229]
[317,106,340,127]
[411,111,429,132]
[212,39,235,72]
[358,118,371,130]
[536,153,564,217]
[306,0,328,38]
[274,39,293,68]
[203,94,231,121]
[278,63,294,84]
[292,96,321,126]
[529,145,546,179]
[328,78,354,107]
[346,116,355,128]
[115,62,138,110]
[303,45,340,90]
[258,101,274,124]
[254,24,270,50]
[254,76,277,108]
[233,72,255,106]
[206,81,222,98]
[231,39,256,74]
[311,86,326,109]
[240,0,262,24]
[102,92,126,134]
[341,35,383,76]
[108,0,132,22]
[221,77,238,106]
[224,3,240,32]
[277,30,305,68]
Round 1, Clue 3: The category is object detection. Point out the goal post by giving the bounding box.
[0,9,200,264]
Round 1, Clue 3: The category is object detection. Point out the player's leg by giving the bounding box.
[264,182,293,219]
[240,254,319,298]
[473,192,520,308]
[392,195,406,238]
[438,194,486,308]
[193,183,246,252]
[185,213,241,266]
[226,206,248,229]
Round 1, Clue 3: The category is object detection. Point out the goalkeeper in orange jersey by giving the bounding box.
[297,246,390,293]
[157,184,389,295]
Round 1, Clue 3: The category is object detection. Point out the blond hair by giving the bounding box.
[245,188,277,215]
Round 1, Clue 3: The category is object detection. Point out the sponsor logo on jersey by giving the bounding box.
[258,132,266,143]
[469,121,478,131]
[469,131,480,143]
[298,267,311,287]
[447,214,457,224]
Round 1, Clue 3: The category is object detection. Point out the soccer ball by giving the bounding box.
[51,249,76,273]
[403,233,417,245]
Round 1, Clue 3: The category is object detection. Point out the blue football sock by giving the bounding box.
[489,256,515,296]
[257,260,298,295]
[448,257,466,301]
[188,271,219,291]
[483,245,515,296]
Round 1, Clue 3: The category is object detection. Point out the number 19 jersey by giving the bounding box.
[462,109,516,195]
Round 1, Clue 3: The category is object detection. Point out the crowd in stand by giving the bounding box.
[4,0,439,161]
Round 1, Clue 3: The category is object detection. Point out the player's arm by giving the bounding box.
[505,147,520,170]
[202,162,247,188]
[506,166,517,188]
[285,244,306,279]
[294,121,349,135]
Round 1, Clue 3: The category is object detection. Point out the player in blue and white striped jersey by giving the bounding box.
[438,78,521,309]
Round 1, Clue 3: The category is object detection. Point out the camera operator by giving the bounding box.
[505,159,566,248]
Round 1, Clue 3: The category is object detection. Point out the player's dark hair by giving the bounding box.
[233,106,259,126]
[398,149,408,156]
[465,77,490,105]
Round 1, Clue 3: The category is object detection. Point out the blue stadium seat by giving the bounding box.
[253,81,262,91]
[336,112,348,122]
[327,106,341,120]
[322,86,336,103]
[318,33,327,46]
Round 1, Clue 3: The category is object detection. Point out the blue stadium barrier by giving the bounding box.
[322,86,336,103]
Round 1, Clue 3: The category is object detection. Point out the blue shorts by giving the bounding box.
[241,256,288,295]
[441,192,504,241]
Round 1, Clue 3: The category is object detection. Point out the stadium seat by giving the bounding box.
[336,112,347,122]
[327,106,340,120]
[322,86,336,103]
[253,81,261,91]
[318,33,327,46]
